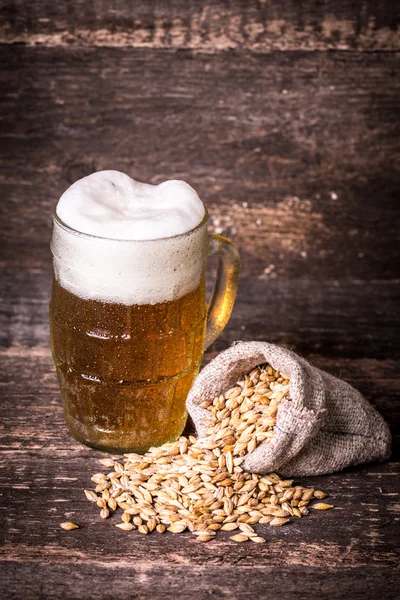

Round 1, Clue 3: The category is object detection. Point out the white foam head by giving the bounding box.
[51,171,208,305]
[56,170,205,240]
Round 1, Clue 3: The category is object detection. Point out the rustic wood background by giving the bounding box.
[0,1,399,599]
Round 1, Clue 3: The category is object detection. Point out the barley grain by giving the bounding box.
[230,534,249,542]
[314,491,329,499]
[60,522,79,530]
[138,524,149,534]
[312,503,334,510]
[82,362,331,543]
[220,523,238,531]
[116,523,135,531]
[196,534,215,542]
[84,490,98,503]
[269,517,290,526]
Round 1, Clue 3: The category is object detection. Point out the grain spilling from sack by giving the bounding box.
[83,364,332,542]
[187,342,391,476]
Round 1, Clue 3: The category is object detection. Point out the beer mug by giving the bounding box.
[50,206,240,454]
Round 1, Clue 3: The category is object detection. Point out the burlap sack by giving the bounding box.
[187,341,391,477]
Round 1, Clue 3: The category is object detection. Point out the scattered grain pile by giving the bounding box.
[82,364,333,542]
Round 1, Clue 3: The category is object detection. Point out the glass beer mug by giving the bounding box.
[50,195,240,454]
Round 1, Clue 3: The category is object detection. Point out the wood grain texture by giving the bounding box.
[1,47,399,279]
[0,0,399,50]
[0,565,399,600]
[0,351,398,451]
[1,2,399,597]
[1,565,399,600]
[1,269,399,360]
[0,353,399,599]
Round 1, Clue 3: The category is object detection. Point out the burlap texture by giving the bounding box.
[186,342,391,477]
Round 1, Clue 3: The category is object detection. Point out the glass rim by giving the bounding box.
[52,206,209,243]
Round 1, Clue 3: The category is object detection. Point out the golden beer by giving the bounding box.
[50,278,207,453]
[50,172,240,453]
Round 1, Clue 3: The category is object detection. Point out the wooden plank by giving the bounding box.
[1,269,399,360]
[0,352,398,598]
[2,442,398,561]
[0,356,398,562]
[0,563,398,600]
[0,0,399,50]
[0,351,398,450]
[1,47,399,279]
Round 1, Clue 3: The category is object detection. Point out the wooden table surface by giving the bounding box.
[1,2,399,598]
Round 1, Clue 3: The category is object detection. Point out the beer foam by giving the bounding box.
[56,170,205,240]
[52,171,208,305]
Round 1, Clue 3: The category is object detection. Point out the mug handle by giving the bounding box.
[204,234,240,350]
